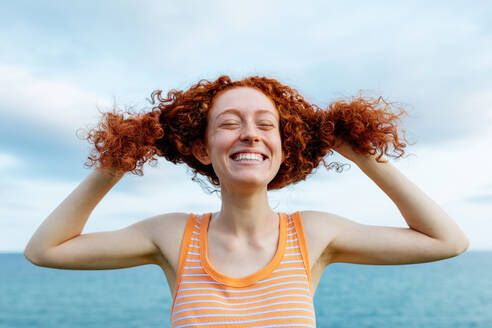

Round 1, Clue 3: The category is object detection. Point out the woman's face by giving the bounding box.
[197,86,284,191]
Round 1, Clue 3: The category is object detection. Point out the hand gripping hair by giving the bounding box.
[78,75,410,191]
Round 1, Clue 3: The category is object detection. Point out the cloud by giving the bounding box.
[2,1,492,252]
[0,152,23,170]
[0,63,112,136]
[2,1,491,146]
[464,194,492,204]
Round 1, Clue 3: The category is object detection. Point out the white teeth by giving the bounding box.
[233,153,263,161]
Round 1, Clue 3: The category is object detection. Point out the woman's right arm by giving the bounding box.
[23,167,164,270]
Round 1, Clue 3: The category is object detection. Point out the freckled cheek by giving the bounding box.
[208,138,233,162]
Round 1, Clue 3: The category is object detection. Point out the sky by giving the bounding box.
[1,1,491,252]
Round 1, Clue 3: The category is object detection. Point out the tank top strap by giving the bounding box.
[170,213,203,316]
[290,211,313,294]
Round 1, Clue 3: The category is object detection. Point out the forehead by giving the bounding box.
[209,87,278,120]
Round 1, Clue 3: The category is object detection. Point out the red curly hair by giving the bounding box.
[78,75,409,191]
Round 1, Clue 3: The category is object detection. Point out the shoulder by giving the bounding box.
[150,212,195,243]
[145,212,193,267]
[298,210,342,232]
[146,212,190,232]
[299,210,361,237]
[297,210,344,264]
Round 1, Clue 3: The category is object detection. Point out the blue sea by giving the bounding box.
[1,251,490,328]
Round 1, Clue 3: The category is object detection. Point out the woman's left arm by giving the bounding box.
[357,154,468,246]
[323,141,469,265]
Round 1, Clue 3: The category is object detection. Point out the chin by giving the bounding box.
[227,177,271,190]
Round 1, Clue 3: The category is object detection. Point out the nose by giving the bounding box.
[240,122,261,143]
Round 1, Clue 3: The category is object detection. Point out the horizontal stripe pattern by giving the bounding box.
[170,212,316,327]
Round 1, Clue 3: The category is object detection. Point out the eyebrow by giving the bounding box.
[216,108,277,119]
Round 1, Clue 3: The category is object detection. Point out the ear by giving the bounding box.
[191,140,211,165]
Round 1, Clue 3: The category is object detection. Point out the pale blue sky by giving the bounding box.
[1,1,491,252]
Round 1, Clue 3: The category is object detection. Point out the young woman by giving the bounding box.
[24,75,469,327]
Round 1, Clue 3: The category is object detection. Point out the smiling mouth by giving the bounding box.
[230,153,267,162]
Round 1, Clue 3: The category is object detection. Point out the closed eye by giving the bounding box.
[219,123,274,129]
[221,123,239,128]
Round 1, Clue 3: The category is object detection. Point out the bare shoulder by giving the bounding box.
[298,210,342,266]
[298,210,343,238]
[146,212,190,270]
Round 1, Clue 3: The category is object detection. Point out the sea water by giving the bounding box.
[0,251,490,328]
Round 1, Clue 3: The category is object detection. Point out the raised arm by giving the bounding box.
[23,167,164,270]
[323,142,469,265]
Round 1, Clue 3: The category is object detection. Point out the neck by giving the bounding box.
[212,184,277,239]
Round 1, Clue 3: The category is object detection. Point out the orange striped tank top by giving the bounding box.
[170,211,316,327]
